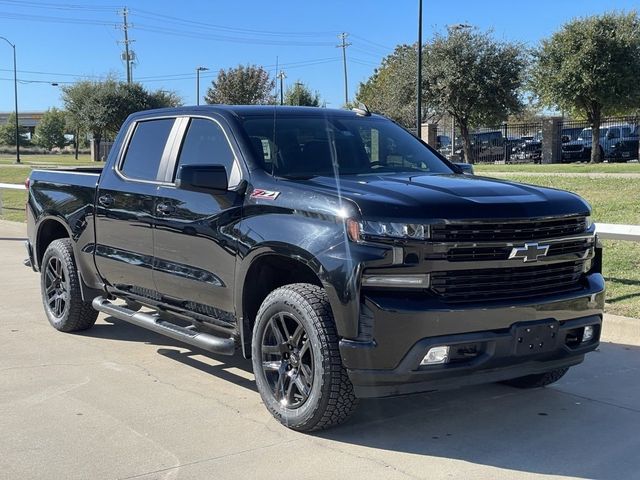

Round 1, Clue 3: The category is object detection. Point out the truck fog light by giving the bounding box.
[362,274,430,288]
[421,346,450,365]
[582,325,595,343]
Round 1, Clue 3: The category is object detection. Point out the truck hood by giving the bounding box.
[291,173,590,221]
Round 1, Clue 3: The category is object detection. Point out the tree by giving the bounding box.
[62,79,182,161]
[0,112,29,146]
[284,81,320,106]
[531,11,640,163]
[205,64,274,105]
[34,108,67,150]
[355,45,422,128]
[422,28,527,164]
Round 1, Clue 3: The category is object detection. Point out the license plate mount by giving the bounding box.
[512,320,559,356]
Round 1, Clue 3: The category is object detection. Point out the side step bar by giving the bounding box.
[92,296,236,356]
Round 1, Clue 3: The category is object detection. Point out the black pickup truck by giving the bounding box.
[25,106,604,431]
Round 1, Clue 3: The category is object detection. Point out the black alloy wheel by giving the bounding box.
[261,312,314,408]
[44,255,69,318]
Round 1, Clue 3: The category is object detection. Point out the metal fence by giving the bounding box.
[436,115,639,164]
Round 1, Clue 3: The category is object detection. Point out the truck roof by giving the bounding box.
[128,105,375,121]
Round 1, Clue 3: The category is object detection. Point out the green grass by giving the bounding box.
[489,175,640,225]
[475,162,640,174]
[0,154,94,166]
[602,240,640,319]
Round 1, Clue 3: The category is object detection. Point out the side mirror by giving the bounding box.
[454,162,474,174]
[561,135,570,143]
[177,164,228,192]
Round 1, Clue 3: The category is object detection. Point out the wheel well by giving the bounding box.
[36,219,69,267]
[241,255,322,355]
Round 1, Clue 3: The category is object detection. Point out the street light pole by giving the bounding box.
[196,66,209,106]
[416,0,423,139]
[0,36,20,163]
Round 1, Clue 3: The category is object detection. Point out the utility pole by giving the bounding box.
[196,66,208,105]
[277,70,286,105]
[118,7,134,83]
[336,32,351,106]
[295,81,303,106]
[416,0,423,138]
[0,36,20,163]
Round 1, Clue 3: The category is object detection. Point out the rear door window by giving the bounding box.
[121,118,175,181]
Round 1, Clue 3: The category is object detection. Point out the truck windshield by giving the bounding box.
[242,114,454,178]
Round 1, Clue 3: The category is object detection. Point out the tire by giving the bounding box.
[252,283,358,432]
[502,367,569,389]
[40,238,98,332]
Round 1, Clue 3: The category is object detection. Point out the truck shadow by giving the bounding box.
[82,317,639,478]
[79,315,257,392]
[319,342,640,479]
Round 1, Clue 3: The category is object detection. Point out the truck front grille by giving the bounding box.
[431,216,587,242]
[446,237,593,262]
[430,261,584,303]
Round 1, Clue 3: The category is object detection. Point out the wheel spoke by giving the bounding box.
[291,324,304,346]
[299,339,310,358]
[285,374,296,404]
[55,258,62,276]
[46,283,56,295]
[262,360,282,371]
[268,317,286,345]
[274,369,287,402]
[277,313,291,340]
[293,373,310,398]
[261,344,281,356]
[45,268,55,283]
[299,363,312,385]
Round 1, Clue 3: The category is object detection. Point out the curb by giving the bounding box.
[602,313,640,346]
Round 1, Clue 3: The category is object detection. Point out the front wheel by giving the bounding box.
[40,238,98,332]
[252,283,358,432]
[502,367,569,389]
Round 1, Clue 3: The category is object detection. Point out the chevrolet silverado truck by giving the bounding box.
[25,106,605,431]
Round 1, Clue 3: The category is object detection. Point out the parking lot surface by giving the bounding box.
[1,220,639,480]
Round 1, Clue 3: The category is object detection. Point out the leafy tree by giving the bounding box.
[284,81,320,106]
[34,107,67,150]
[422,28,527,163]
[205,64,275,105]
[532,11,640,163]
[62,79,181,161]
[355,45,422,128]
[0,112,30,146]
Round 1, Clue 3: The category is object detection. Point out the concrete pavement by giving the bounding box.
[1,220,639,480]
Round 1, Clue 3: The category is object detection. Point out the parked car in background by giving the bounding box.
[608,124,639,162]
[511,127,585,163]
[455,130,507,162]
[562,124,636,162]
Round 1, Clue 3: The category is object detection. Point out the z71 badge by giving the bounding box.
[250,189,280,200]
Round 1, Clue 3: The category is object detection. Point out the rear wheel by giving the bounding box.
[40,239,98,332]
[502,367,569,389]
[252,283,358,431]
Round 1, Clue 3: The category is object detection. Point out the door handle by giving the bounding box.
[156,202,175,215]
[98,194,114,207]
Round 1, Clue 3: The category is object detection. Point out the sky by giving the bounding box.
[0,0,638,112]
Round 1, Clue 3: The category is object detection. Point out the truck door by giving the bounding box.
[94,117,177,295]
[152,116,244,324]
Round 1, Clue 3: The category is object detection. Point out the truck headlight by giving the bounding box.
[347,219,431,242]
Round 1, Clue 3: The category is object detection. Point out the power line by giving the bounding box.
[337,32,351,106]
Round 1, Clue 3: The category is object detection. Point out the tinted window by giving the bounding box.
[175,118,235,180]
[121,118,175,181]
[242,115,453,178]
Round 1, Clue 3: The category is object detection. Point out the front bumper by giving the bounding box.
[340,272,605,398]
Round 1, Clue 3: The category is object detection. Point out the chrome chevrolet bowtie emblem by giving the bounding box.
[508,242,550,263]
